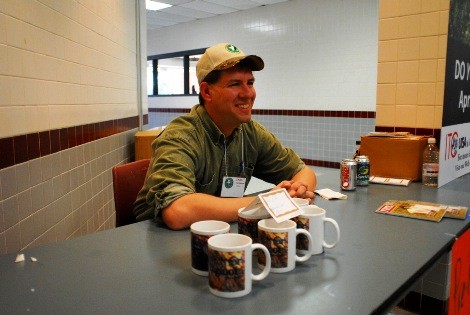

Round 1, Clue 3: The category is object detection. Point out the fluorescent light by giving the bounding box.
[146,0,172,11]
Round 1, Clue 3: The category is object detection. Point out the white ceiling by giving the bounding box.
[146,0,290,30]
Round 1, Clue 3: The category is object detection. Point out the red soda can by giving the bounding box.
[340,159,357,190]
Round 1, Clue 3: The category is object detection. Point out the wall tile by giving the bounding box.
[420,36,439,59]
[29,159,43,187]
[6,46,23,77]
[419,59,438,82]
[378,62,397,83]
[418,83,437,105]
[438,35,447,59]
[439,10,449,34]
[376,104,396,126]
[379,0,400,19]
[0,77,11,107]
[15,162,30,192]
[397,60,420,83]
[435,82,445,106]
[5,224,21,253]
[0,201,4,233]
[420,12,440,36]
[396,83,418,105]
[395,105,417,127]
[378,40,398,62]
[17,189,32,221]
[379,18,399,40]
[416,105,436,128]
[437,59,446,82]
[19,216,35,248]
[440,0,450,10]
[0,232,6,254]
[434,105,443,128]
[398,0,422,16]
[377,83,397,105]
[398,15,421,38]
[0,13,6,44]
[1,167,17,199]
[10,78,26,106]
[398,38,420,61]
[422,0,442,13]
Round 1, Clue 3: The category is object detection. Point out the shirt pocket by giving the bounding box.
[195,172,217,194]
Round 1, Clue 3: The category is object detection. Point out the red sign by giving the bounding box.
[449,228,470,315]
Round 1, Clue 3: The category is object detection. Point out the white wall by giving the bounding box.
[0,0,145,254]
[0,0,139,138]
[147,0,378,111]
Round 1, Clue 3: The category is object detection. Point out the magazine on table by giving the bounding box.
[375,200,468,222]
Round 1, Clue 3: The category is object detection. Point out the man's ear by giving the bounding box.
[199,82,211,102]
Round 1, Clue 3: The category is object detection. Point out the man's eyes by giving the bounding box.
[228,81,255,87]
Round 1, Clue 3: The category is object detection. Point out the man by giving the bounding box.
[134,43,316,230]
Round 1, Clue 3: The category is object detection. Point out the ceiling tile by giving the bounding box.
[179,0,238,15]
[146,0,291,30]
[203,0,261,10]
[147,10,196,23]
[161,5,216,19]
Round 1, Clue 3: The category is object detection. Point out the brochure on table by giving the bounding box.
[376,200,468,222]
[243,188,304,223]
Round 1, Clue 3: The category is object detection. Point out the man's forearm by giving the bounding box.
[292,166,317,191]
[162,193,257,230]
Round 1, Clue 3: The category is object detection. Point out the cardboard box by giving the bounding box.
[359,135,429,181]
[134,127,164,160]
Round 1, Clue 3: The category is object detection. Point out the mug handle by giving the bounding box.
[295,229,313,262]
[322,218,340,249]
[251,244,271,281]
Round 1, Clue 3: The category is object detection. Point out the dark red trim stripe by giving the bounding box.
[0,114,148,170]
[303,159,341,169]
[149,108,190,114]
[148,108,376,118]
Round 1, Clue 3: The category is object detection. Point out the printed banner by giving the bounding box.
[439,0,470,186]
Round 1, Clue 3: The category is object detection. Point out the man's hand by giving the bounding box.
[274,180,315,203]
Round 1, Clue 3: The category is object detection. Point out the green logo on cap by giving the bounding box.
[226,44,239,53]
[224,177,234,188]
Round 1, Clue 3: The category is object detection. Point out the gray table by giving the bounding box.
[1,168,469,315]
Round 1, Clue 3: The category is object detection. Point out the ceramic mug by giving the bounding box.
[190,220,230,276]
[293,205,340,255]
[237,206,271,243]
[292,198,309,207]
[257,218,313,273]
[208,233,271,298]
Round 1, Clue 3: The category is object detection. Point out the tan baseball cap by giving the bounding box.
[196,43,264,84]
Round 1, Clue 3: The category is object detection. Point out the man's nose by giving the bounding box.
[239,84,255,98]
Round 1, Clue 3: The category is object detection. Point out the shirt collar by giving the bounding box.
[195,104,242,145]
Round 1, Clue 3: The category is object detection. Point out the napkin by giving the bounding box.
[369,176,410,186]
[314,188,347,200]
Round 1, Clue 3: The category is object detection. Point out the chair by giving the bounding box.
[112,159,150,227]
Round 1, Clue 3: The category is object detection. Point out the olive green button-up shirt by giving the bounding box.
[133,104,305,222]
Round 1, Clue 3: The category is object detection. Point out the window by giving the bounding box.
[147,49,205,96]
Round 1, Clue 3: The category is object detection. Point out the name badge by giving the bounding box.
[221,176,246,197]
